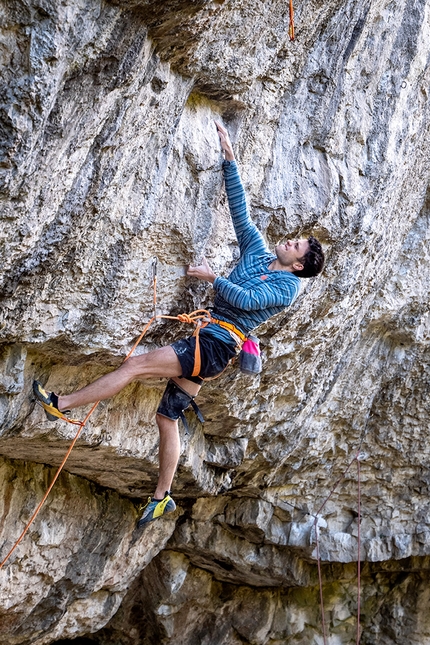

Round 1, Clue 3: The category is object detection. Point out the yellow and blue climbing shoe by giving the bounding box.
[32,380,64,421]
[137,492,176,528]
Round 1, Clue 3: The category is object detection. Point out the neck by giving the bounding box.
[269,258,295,272]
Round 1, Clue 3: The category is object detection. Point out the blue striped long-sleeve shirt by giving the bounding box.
[209,160,301,339]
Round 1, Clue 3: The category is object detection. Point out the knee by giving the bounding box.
[156,413,179,431]
[118,355,148,380]
[156,380,193,421]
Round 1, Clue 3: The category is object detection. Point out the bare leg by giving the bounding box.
[58,346,182,410]
[55,345,202,501]
[154,378,201,498]
[154,415,181,499]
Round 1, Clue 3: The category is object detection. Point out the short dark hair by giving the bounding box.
[293,236,325,278]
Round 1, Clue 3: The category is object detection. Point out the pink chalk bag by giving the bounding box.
[239,335,262,375]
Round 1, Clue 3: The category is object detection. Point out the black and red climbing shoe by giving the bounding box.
[32,381,63,421]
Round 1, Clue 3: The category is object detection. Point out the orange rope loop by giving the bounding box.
[176,313,194,323]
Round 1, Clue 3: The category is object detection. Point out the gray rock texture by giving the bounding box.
[0,0,429,643]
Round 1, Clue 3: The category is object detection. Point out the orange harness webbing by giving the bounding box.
[191,316,245,378]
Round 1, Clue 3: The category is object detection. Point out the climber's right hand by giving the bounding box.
[215,121,235,161]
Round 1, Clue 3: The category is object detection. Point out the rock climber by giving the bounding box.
[33,121,325,527]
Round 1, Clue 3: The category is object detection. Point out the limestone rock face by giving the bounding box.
[0,457,176,645]
[1,0,430,643]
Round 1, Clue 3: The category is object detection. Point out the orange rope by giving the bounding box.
[192,323,203,377]
[0,262,214,570]
[289,0,295,40]
[0,402,99,569]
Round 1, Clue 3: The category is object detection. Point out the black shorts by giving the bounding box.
[171,328,238,384]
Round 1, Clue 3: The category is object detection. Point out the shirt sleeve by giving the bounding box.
[213,275,300,311]
[223,160,267,257]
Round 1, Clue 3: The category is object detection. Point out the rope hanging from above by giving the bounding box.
[289,0,295,40]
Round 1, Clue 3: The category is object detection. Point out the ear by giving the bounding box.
[292,261,304,272]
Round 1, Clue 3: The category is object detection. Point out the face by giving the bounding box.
[274,238,310,269]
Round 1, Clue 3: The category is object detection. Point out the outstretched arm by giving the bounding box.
[215,122,266,257]
[186,123,268,285]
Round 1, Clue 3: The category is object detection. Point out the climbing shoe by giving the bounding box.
[137,492,176,528]
[32,380,63,421]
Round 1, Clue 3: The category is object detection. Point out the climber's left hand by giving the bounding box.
[187,257,217,284]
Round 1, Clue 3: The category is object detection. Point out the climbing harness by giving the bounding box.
[0,257,241,569]
[209,317,246,343]
[191,315,245,378]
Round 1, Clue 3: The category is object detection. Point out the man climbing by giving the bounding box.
[33,122,325,527]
